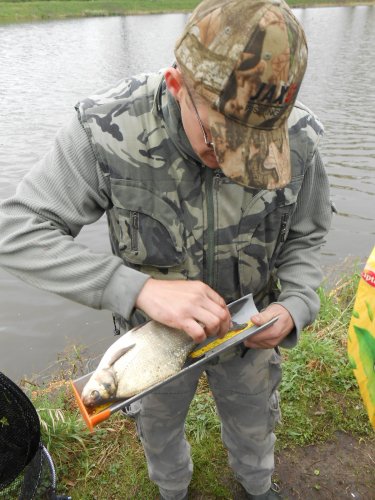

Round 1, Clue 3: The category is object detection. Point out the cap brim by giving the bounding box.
[208,108,291,190]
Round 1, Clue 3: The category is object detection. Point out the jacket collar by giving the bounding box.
[155,77,202,164]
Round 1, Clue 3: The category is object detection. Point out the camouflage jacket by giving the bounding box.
[77,72,331,341]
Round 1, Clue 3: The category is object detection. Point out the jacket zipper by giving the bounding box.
[204,169,222,287]
[279,212,289,242]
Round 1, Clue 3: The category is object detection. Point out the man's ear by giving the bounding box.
[164,66,184,101]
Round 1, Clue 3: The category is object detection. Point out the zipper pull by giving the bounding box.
[112,314,121,336]
[214,171,222,191]
[130,211,139,252]
[131,211,139,230]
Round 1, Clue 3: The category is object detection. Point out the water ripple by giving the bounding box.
[0,7,374,380]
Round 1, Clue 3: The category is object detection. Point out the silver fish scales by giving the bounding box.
[81,321,195,406]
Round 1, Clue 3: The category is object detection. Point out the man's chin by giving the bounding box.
[200,150,220,168]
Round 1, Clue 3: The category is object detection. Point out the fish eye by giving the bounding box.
[90,390,100,402]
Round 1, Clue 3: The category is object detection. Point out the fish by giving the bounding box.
[81,320,195,407]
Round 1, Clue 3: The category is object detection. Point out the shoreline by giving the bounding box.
[1,1,374,25]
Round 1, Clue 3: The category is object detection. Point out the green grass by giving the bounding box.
[277,271,371,446]
[0,0,374,25]
[25,270,374,498]
[0,0,197,24]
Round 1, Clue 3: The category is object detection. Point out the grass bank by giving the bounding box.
[0,0,374,25]
[26,270,374,498]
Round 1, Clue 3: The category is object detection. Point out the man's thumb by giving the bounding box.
[251,312,265,325]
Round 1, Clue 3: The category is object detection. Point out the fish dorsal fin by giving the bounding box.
[106,344,136,368]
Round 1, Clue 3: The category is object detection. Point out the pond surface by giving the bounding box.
[0,6,374,381]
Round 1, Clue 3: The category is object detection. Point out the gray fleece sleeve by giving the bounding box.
[276,149,332,347]
[0,115,149,317]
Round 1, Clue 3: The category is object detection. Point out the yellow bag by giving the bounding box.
[348,246,375,429]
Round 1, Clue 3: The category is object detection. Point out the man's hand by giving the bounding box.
[135,279,231,343]
[244,303,294,349]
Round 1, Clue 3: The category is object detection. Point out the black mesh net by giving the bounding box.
[0,444,57,500]
[0,372,69,500]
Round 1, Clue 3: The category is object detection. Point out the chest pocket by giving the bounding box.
[110,180,186,268]
[237,176,303,300]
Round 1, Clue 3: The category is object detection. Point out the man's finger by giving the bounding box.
[251,311,274,326]
[181,318,207,343]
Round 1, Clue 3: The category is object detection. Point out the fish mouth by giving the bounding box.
[83,394,126,408]
[82,389,107,407]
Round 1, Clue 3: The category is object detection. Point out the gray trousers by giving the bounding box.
[129,347,282,499]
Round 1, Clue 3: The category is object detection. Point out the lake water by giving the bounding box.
[0,6,374,381]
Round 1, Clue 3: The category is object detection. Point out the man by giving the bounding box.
[0,0,332,498]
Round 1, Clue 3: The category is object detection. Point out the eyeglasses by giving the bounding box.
[186,87,214,149]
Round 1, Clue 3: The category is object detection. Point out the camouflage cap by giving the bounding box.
[174,0,308,189]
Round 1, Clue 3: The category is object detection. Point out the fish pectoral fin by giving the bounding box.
[106,343,136,368]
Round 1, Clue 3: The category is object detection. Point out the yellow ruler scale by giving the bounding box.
[189,320,254,359]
